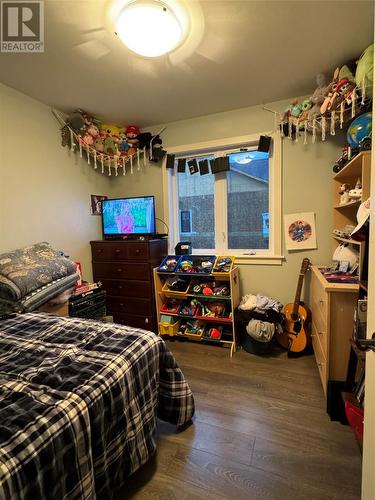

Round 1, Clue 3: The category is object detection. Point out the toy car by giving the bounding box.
[333,145,350,173]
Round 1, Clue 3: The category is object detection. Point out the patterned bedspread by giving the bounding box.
[0,314,195,499]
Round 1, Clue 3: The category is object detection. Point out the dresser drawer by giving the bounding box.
[311,318,327,359]
[91,242,127,260]
[312,328,328,394]
[107,296,153,315]
[93,262,150,280]
[91,241,150,261]
[311,273,329,322]
[114,312,153,331]
[126,242,149,260]
[99,279,151,298]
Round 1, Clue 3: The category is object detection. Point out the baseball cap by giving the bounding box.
[351,198,370,241]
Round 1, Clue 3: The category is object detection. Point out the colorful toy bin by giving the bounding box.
[176,255,216,275]
[159,317,180,336]
[212,256,235,276]
[157,255,181,273]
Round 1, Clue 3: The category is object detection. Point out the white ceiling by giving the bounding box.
[0,0,373,127]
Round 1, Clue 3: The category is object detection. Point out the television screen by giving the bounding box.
[102,196,155,236]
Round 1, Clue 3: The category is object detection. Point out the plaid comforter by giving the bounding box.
[0,314,195,499]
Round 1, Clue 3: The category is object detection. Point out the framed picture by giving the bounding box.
[284,212,317,251]
[90,195,107,215]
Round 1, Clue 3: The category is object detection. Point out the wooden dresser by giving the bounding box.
[90,239,167,332]
[309,265,358,418]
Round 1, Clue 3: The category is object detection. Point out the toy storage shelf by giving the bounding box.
[333,151,371,182]
[153,265,240,357]
[333,151,371,282]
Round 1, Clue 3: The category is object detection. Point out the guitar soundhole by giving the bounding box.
[291,313,299,322]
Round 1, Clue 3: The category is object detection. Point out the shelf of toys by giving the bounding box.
[153,255,240,357]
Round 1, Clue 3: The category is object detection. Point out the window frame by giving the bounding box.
[162,132,283,265]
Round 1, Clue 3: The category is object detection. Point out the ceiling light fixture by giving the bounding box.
[115,0,186,57]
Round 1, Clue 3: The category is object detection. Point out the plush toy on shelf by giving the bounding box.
[338,183,351,205]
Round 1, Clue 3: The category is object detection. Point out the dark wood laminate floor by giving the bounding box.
[118,341,362,500]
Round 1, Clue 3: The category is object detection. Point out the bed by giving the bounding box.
[0,313,195,499]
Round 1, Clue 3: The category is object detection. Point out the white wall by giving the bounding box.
[112,99,343,305]
[0,83,111,281]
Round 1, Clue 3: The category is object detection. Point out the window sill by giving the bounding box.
[234,255,284,266]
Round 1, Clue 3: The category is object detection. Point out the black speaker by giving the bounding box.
[166,154,175,169]
[211,156,229,173]
[258,135,272,153]
[177,158,186,173]
[199,159,210,175]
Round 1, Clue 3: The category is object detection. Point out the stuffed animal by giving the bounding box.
[80,133,94,146]
[103,135,116,155]
[126,125,140,149]
[118,134,130,155]
[67,111,86,135]
[298,98,312,126]
[356,44,373,96]
[101,124,123,137]
[137,132,153,150]
[282,99,300,122]
[320,68,340,115]
[308,73,327,120]
[87,123,99,138]
[94,136,104,153]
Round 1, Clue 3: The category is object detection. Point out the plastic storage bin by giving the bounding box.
[159,319,180,336]
[180,320,205,341]
[175,255,216,275]
[157,255,181,273]
[212,256,235,276]
[161,278,190,297]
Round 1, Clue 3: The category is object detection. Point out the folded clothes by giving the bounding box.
[0,242,77,302]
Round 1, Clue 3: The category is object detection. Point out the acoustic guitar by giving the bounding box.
[279,258,311,355]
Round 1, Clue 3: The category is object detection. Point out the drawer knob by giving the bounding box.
[118,285,123,290]
[97,249,102,253]
[120,303,124,307]
[115,249,121,254]
[145,318,149,323]
[117,268,123,273]
[135,249,140,254]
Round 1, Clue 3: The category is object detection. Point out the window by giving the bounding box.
[164,134,282,262]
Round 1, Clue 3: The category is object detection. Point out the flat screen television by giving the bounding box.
[101,196,156,238]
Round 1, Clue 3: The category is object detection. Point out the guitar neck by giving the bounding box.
[292,274,305,316]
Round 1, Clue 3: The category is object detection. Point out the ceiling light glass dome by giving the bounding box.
[115,0,185,57]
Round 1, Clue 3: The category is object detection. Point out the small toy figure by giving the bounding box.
[349,178,362,200]
[333,144,350,173]
[339,183,351,205]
